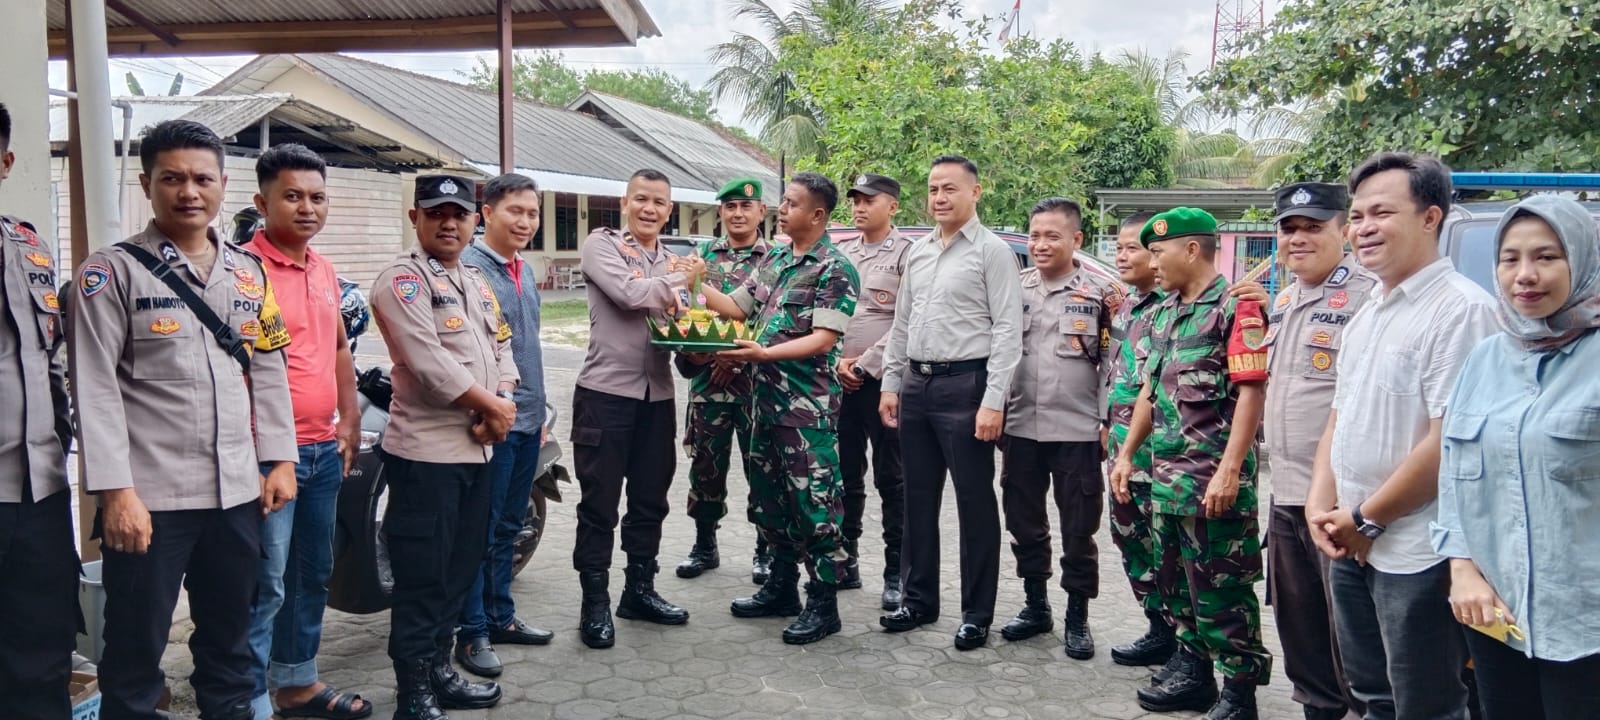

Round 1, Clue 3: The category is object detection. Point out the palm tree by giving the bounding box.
[706,0,893,157]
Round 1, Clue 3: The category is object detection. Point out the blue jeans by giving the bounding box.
[247,441,341,720]
[458,430,542,640]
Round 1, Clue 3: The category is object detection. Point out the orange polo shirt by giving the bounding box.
[244,231,342,444]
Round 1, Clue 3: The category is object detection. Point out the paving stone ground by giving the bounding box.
[149,341,1301,719]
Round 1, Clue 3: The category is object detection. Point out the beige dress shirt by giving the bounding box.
[1006,264,1122,442]
[837,227,912,378]
[0,216,70,503]
[575,228,687,401]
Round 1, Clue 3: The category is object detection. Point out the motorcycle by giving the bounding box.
[325,321,571,614]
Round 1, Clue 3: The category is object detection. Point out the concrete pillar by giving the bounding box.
[540,189,555,253]
[0,0,57,249]
[577,193,589,246]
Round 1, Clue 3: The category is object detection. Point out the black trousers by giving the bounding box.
[383,456,492,664]
[839,376,904,562]
[1000,437,1102,597]
[570,386,677,571]
[99,502,262,720]
[0,486,80,720]
[1465,629,1600,720]
[899,368,1000,626]
[1268,501,1359,716]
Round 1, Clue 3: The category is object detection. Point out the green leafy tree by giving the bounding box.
[789,0,1172,228]
[467,51,718,122]
[705,0,895,157]
[1198,0,1600,177]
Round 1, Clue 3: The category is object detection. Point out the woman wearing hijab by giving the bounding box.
[1432,194,1600,720]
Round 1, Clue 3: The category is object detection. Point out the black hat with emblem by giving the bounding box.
[1273,182,1348,224]
[414,174,478,212]
[847,173,901,200]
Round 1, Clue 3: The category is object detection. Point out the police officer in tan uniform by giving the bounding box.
[70,120,298,720]
[1260,182,1375,720]
[834,173,912,610]
[571,168,696,649]
[370,175,518,720]
[998,197,1123,660]
[0,101,80,720]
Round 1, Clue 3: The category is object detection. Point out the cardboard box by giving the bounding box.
[70,671,101,720]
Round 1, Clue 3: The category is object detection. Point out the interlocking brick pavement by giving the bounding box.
[149,342,1301,719]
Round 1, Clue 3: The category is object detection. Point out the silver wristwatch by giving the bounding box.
[1350,504,1386,540]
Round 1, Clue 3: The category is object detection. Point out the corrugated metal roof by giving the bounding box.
[291,54,709,188]
[47,94,442,170]
[571,91,781,204]
[466,162,720,205]
[46,0,658,35]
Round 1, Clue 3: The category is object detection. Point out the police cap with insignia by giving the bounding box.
[716,177,764,203]
[414,174,478,212]
[847,173,901,200]
[1140,207,1218,247]
[1273,182,1348,224]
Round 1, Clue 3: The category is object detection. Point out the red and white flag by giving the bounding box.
[997,0,1021,42]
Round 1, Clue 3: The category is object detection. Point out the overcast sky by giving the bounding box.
[48,0,1271,132]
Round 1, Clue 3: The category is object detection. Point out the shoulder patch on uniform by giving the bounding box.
[393,273,423,304]
[80,263,112,297]
[1326,266,1350,287]
[1239,316,1265,329]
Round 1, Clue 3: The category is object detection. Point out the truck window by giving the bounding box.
[1447,220,1498,295]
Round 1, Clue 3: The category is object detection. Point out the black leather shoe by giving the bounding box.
[1302,705,1346,720]
[1205,680,1259,720]
[731,561,802,617]
[578,570,615,649]
[1000,577,1054,641]
[393,659,447,720]
[838,556,862,590]
[489,618,554,646]
[751,541,773,586]
[878,606,937,632]
[1113,609,1177,667]
[215,703,255,720]
[1063,594,1094,660]
[616,559,690,625]
[676,520,720,578]
[453,636,502,678]
[429,651,502,709]
[1137,647,1218,713]
[953,623,989,651]
[782,581,842,645]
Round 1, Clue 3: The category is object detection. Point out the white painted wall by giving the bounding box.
[0,0,57,254]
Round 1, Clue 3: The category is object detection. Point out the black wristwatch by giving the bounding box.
[1350,504,1386,540]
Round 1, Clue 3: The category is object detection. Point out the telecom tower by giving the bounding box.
[1212,0,1265,66]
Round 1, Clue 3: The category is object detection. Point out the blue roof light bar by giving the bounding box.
[1451,172,1600,191]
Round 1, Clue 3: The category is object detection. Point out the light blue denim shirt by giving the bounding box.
[1432,328,1600,661]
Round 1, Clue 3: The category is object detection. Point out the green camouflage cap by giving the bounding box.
[717,177,764,202]
[1141,206,1218,247]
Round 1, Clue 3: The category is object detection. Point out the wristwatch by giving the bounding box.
[1350,504,1387,540]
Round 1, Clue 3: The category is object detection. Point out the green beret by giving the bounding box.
[717,178,763,202]
[1140,207,1219,247]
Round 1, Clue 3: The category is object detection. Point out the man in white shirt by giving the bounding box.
[1306,152,1496,720]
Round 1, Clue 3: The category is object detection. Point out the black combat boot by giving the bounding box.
[429,645,501,709]
[731,560,802,617]
[215,703,256,720]
[881,546,903,611]
[1063,593,1095,660]
[616,558,690,625]
[1112,609,1178,667]
[999,577,1054,641]
[1136,646,1219,713]
[1149,642,1183,687]
[676,520,721,578]
[838,539,862,589]
[578,570,615,649]
[1205,679,1259,720]
[782,581,842,645]
[751,537,772,585]
[393,659,447,720]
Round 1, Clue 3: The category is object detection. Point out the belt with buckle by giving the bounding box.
[909,358,988,377]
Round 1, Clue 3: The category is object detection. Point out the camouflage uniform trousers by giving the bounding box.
[1107,468,1162,614]
[1150,510,1272,685]
[746,424,849,584]
[682,401,756,526]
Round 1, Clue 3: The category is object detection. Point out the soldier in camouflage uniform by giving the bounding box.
[1102,212,1180,671]
[701,173,860,645]
[1110,207,1272,720]
[673,178,772,581]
